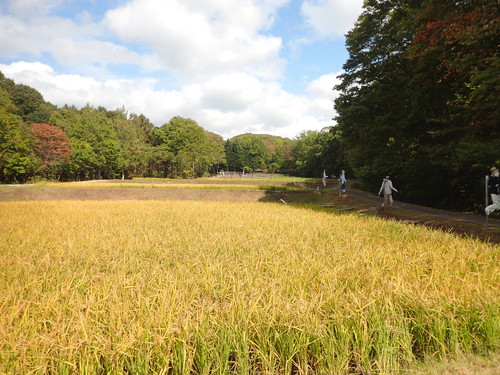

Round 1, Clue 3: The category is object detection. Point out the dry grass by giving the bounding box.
[0,199,499,374]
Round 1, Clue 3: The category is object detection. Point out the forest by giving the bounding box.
[335,0,499,210]
[0,74,298,182]
[0,0,498,211]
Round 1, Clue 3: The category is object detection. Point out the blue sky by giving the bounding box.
[0,0,364,139]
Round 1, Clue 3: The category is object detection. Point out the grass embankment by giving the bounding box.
[1,200,498,374]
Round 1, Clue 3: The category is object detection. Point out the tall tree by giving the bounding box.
[205,131,227,175]
[293,129,336,178]
[31,123,70,179]
[225,138,243,172]
[107,108,154,179]
[0,87,36,183]
[50,105,121,179]
[335,0,420,191]
[335,0,499,209]
[407,0,500,207]
[49,106,97,180]
[154,116,223,178]
[225,134,294,173]
[0,73,55,123]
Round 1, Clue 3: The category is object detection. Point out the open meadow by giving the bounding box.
[0,178,499,374]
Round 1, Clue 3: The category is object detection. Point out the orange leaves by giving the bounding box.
[31,123,70,165]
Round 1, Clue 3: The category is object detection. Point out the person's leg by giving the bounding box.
[486,194,500,215]
[389,194,393,207]
[492,194,500,211]
[382,194,389,207]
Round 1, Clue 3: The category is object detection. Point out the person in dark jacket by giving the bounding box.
[485,166,500,216]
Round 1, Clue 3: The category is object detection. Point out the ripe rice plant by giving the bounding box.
[42,177,312,191]
[42,182,297,191]
[0,200,498,374]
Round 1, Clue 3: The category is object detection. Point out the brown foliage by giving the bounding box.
[31,123,70,165]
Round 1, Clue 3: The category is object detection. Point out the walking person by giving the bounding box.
[378,176,398,207]
[338,170,346,196]
[485,166,500,216]
[322,170,327,187]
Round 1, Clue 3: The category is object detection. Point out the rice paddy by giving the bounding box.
[0,196,498,374]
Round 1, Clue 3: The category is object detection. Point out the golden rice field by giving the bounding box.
[42,182,287,191]
[42,176,311,191]
[0,199,498,374]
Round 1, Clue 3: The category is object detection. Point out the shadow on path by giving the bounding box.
[345,182,500,228]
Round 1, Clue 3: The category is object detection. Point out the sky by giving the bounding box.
[0,0,364,140]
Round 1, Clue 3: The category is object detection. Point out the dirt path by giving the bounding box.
[325,182,498,244]
[345,186,500,228]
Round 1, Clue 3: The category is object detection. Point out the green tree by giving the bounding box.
[0,72,56,123]
[0,88,36,183]
[225,138,243,172]
[254,134,295,174]
[153,116,222,178]
[335,0,419,191]
[406,0,500,208]
[321,126,348,178]
[50,105,121,179]
[335,0,498,209]
[60,139,99,181]
[107,108,154,179]
[292,129,337,177]
[224,134,294,173]
[205,131,227,175]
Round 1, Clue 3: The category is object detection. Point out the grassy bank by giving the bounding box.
[1,200,498,374]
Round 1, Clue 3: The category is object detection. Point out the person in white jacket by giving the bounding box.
[322,170,327,187]
[378,176,398,207]
[338,170,346,196]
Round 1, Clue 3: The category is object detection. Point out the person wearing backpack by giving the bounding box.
[378,176,398,207]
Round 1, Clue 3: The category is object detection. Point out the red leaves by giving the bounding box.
[409,3,498,81]
[31,123,70,165]
[412,4,498,51]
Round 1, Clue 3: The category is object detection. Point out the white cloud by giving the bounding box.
[5,0,65,19]
[305,73,340,117]
[0,61,337,139]
[0,0,351,139]
[0,0,290,80]
[103,0,286,81]
[0,5,163,79]
[301,0,364,38]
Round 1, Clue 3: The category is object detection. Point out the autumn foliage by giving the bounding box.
[335,0,499,210]
[411,4,498,79]
[31,123,70,167]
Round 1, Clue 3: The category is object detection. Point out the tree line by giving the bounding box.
[1,0,498,211]
[0,71,304,182]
